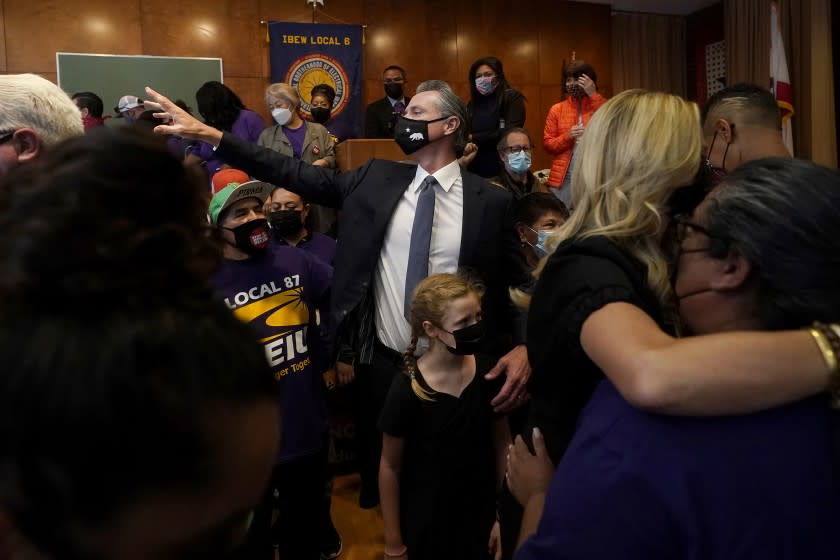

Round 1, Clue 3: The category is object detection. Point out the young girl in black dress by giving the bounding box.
[378,273,510,560]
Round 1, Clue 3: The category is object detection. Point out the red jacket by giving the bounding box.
[543,93,607,188]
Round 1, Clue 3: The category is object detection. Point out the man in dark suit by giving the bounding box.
[147,80,532,508]
[364,65,411,139]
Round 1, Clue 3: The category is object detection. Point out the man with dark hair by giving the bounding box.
[701,83,791,182]
[148,78,532,509]
[209,180,333,559]
[71,91,105,130]
[364,65,411,138]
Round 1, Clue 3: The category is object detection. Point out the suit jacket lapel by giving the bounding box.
[459,173,484,267]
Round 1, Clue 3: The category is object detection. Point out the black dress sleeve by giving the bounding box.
[378,372,416,437]
[524,237,662,461]
[528,238,656,362]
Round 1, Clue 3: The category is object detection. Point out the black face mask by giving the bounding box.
[384,82,404,100]
[442,320,486,355]
[394,115,448,155]
[310,107,331,124]
[225,218,270,256]
[703,129,730,188]
[269,209,303,237]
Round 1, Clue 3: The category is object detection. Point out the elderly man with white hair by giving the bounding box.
[0,73,84,176]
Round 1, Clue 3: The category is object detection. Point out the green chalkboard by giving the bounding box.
[56,52,223,120]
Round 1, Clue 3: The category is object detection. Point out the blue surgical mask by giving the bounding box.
[527,226,555,259]
[507,150,531,174]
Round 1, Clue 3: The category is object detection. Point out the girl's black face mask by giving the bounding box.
[440,320,486,355]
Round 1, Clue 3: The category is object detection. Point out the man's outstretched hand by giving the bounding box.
[143,86,222,145]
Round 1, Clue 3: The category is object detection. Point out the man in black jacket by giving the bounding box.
[147,79,532,508]
[364,65,411,138]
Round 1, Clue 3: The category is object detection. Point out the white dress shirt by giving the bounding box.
[375,159,463,351]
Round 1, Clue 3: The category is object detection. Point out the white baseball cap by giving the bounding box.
[115,95,144,114]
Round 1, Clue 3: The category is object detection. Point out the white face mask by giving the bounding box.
[271,107,292,126]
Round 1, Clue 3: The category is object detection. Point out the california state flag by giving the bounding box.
[770,1,794,155]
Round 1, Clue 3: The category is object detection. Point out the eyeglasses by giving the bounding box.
[0,131,16,145]
[501,145,532,155]
[672,213,719,244]
[383,77,405,84]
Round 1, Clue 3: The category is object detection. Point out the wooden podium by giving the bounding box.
[336,139,412,171]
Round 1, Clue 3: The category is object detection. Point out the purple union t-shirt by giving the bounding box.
[212,244,332,463]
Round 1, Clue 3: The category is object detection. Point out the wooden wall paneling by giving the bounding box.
[450,81,471,104]
[517,83,549,170]
[0,1,7,72]
[361,0,456,107]
[416,0,460,84]
[4,0,143,73]
[452,0,540,88]
[140,0,262,78]
[537,0,612,93]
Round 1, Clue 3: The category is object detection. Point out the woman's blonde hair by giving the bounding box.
[404,273,485,401]
[264,83,300,109]
[523,89,701,309]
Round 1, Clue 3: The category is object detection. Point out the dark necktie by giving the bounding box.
[404,176,437,319]
[392,101,405,115]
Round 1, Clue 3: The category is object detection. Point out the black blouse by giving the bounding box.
[523,235,665,463]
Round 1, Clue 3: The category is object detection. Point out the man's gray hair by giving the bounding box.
[415,80,469,155]
[705,157,840,329]
[0,74,84,146]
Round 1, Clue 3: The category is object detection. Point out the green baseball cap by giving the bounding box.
[208,180,272,225]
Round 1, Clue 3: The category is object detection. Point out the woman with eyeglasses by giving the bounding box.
[494,89,840,560]
[511,156,840,559]
[463,56,526,179]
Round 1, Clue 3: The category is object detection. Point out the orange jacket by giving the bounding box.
[543,93,607,188]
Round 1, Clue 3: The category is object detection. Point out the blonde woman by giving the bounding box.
[499,90,839,557]
[259,83,337,234]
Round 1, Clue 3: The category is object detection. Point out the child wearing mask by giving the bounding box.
[378,273,510,560]
[513,192,569,269]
